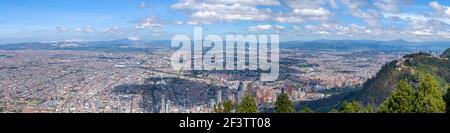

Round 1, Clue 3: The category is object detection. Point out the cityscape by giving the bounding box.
[1,0,450,113]
[0,43,413,113]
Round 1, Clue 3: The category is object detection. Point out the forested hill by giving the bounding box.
[442,48,450,58]
[348,50,450,106]
[297,49,450,112]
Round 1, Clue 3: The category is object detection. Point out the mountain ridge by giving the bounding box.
[2,39,450,52]
[297,49,450,112]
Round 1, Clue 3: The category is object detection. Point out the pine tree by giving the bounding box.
[378,80,415,113]
[213,104,223,113]
[328,107,338,113]
[222,100,234,113]
[301,107,313,113]
[340,101,365,113]
[275,93,295,113]
[365,103,373,113]
[415,74,445,113]
[236,94,257,113]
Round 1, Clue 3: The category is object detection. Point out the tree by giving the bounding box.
[365,103,374,113]
[222,100,234,113]
[236,94,257,113]
[213,104,223,113]
[445,85,450,113]
[301,107,314,113]
[328,107,338,113]
[378,80,416,113]
[415,74,445,113]
[275,93,295,113]
[340,101,366,113]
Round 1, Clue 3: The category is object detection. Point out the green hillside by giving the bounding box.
[297,50,450,112]
[349,52,450,107]
[442,48,450,58]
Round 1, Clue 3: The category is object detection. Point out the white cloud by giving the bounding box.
[152,33,161,37]
[206,0,280,6]
[170,0,279,24]
[296,22,405,40]
[341,0,368,10]
[329,0,338,8]
[357,10,382,28]
[374,0,414,13]
[383,12,427,21]
[102,26,122,33]
[274,16,305,24]
[186,21,199,25]
[341,0,382,28]
[139,1,147,8]
[374,0,399,13]
[430,1,450,19]
[63,39,87,42]
[381,6,450,40]
[56,26,69,33]
[274,0,332,24]
[55,26,95,33]
[75,25,95,33]
[407,19,450,37]
[174,20,184,25]
[127,36,140,41]
[136,15,164,29]
[293,8,330,17]
[304,23,355,35]
[248,24,284,32]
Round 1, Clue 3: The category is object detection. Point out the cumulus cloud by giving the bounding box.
[248,24,285,32]
[50,0,450,41]
[374,0,414,13]
[303,23,372,36]
[341,0,382,28]
[206,0,280,6]
[102,26,122,33]
[407,19,450,37]
[75,25,95,33]
[329,0,338,8]
[275,0,332,24]
[127,36,140,41]
[139,1,147,8]
[170,0,279,24]
[374,0,398,13]
[293,8,330,17]
[430,1,450,19]
[174,20,184,25]
[136,15,164,30]
[56,26,69,33]
[341,0,368,10]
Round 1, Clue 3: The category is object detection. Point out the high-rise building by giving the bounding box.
[165,99,170,113]
[237,81,245,104]
[216,89,222,105]
[160,95,166,113]
[209,99,216,109]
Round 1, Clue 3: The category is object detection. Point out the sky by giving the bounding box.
[1,0,450,43]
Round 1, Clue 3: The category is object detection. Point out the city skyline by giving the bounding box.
[1,0,450,43]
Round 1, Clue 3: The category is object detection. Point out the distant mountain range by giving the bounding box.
[282,39,450,51]
[1,39,449,52]
[0,39,171,51]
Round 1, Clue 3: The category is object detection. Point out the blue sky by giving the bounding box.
[1,0,450,43]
